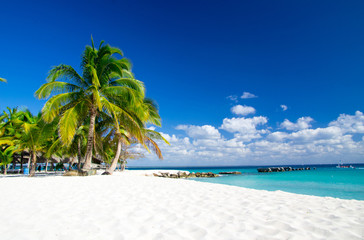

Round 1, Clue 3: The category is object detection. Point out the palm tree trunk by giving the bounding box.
[12,156,16,169]
[45,159,49,173]
[20,151,24,172]
[29,151,37,177]
[82,108,96,171]
[68,157,74,171]
[27,155,31,170]
[77,138,82,170]
[121,160,126,171]
[4,164,8,175]
[105,138,122,174]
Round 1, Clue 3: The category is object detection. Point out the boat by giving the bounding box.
[336,161,355,169]
[336,165,350,168]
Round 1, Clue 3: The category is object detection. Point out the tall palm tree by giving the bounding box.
[35,38,145,171]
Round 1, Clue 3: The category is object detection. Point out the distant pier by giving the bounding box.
[257,167,315,173]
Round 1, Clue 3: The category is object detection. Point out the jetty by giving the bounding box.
[219,171,242,175]
[257,167,315,173]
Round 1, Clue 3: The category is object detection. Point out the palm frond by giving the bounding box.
[144,137,163,159]
[41,92,83,123]
[0,137,14,146]
[35,81,82,99]
[58,104,81,145]
[46,64,86,87]
[145,129,170,145]
[110,78,145,95]
[102,86,143,106]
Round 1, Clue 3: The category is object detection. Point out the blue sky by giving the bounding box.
[1,0,363,166]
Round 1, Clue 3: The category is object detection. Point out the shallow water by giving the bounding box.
[130,164,364,200]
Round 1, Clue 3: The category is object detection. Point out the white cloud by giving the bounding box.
[231,105,256,116]
[176,124,221,139]
[241,92,257,99]
[289,126,342,143]
[220,116,268,134]
[280,117,314,131]
[226,95,238,102]
[133,111,364,167]
[329,111,364,133]
[280,105,288,111]
[267,131,290,142]
[160,133,179,143]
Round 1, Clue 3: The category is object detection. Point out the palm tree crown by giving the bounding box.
[35,38,146,170]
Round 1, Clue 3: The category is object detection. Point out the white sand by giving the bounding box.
[0,171,363,240]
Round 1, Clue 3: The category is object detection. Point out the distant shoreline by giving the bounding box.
[127,163,364,169]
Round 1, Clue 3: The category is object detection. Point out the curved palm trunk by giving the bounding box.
[27,155,31,171]
[105,139,122,175]
[12,157,16,169]
[77,138,83,170]
[68,157,74,171]
[120,160,126,171]
[29,151,37,177]
[82,108,96,171]
[45,159,49,173]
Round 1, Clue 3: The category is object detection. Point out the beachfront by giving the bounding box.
[0,171,363,240]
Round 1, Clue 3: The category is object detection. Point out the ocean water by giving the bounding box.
[129,164,364,201]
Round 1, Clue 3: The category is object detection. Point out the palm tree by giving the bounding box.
[103,98,168,174]
[67,125,88,170]
[42,124,63,173]
[0,145,16,174]
[15,113,58,176]
[0,108,32,171]
[0,77,6,83]
[35,38,145,172]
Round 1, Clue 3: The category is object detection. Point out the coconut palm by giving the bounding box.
[15,113,58,176]
[35,38,145,171]
[42,124,63,172]
[0,145,16,174]
[103,98,168,174]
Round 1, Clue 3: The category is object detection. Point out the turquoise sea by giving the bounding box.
[129,164,364,201]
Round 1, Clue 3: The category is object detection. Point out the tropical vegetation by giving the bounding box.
[0,38,167,176]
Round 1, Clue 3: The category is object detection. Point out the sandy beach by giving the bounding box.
[0,171,363,240]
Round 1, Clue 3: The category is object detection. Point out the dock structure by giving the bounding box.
[257,167,313,173]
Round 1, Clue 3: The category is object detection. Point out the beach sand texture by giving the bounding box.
[0,172,363,240]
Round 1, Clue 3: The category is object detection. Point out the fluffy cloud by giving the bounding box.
[176,125,221,139]
[220,116,268,134]
[134,111,364,166]
[280,117,314,131]
[280,105,288,111]
[231,105,256,116]
[241,92,257,99]
[329,111,364,133]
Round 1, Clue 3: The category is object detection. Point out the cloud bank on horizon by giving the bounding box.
[134,92,364,166]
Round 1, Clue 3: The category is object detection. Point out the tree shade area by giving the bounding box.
[0,39,168,177]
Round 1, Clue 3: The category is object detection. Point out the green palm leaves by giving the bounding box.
[0,39,167,176]
[0,108,57,175]
[35,38,165,172]
[0,77,6,83]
